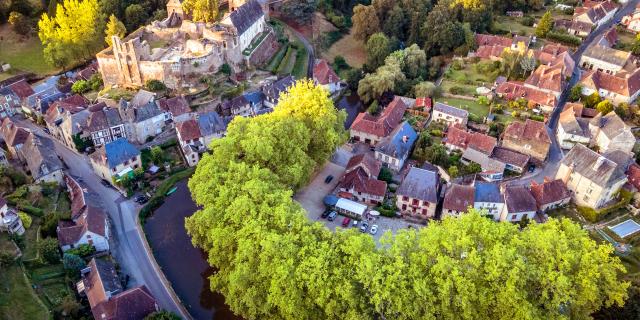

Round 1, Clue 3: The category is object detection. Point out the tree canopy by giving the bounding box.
[181,0,218,23]
[186,81,630,320]
[104,14,126,46]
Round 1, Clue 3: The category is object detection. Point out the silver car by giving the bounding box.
[369,224,378,235]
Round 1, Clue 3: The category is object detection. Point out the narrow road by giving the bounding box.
[15,119,190,319]
[514,0,640,186]
[284,22,315,79]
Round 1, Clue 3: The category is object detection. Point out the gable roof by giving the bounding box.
[92,286,157,320]
[345,153,382,178]
[229,0,264,36]
[561,143,627,186]
[590,111,633,141]
[503,119,551,145]
[57,206,107,246]
[157,96,191,117]
[474,181,503,203]
[433,102,468,119]
[220,95,250,116]
[580,68,640,98]
[504,185,537,213]
[1,118,31,147]
[313,59,340,85]
[397,167,439,202]
[496,81,558,107]
[462,147,506,174]
[339,167,387,197]
[475,34,513,47]
[530,179,571,207]
[91,138,140,169]
[198,111,228,137]
[350,96,407,137]
[627,163,640,190]
[263,76,295,101]
[583,45,630,68]
[7,79,34,99]
[559,106,590,138]
[22,134,64,180]
[176,119,202,142]
[65,174,88,220]
[86,103,123,132]
[375,121,417,160]
[443,184,475,212]
[84,258,123,308]
[490,146,530,169]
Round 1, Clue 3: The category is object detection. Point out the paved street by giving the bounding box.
[15,119,190,319]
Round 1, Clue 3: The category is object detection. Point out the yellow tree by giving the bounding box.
[104,14,126,46]
[181,0,218,23]
[38,0,104,69]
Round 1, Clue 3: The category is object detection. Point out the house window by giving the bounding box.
[422,209,427,215]
[412,199,419,206]
[124,160,129,165]
[402,196,409,201]
[402,204,406,210]
[511,214,517,221]
[112,168,117,172]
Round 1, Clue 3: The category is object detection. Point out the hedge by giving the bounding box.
[139,167,195,223]
[18,204,44,217]
[546,31,581,47]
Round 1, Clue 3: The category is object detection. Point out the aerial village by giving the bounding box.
[1,0,640,318]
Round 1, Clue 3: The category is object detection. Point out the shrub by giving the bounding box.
[18,204,44,217]
[220,63,232,75]
[449,86,466,95]
[65,244,96,257]
[63,253,86,272]
[18,212,32,228]
[38,237,61,264]
[145,79,166,91]
[367,101,380,115]
[451,60,464,70]
[333,55,348,71]
[378,168,393,183]
[71,80,90,94]
[529,114,545,122]
[521,16,535,27]
[430,129,443,137]
[546,31,581,46]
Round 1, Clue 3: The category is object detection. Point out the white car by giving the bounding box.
[369,224,378,235]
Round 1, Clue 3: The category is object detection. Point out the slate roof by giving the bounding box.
[396,167,438,203]
[176,119,202,142]
[22,134,63,180]
[375,121,417,160]
[530,179,571,207]
[433,102,468,119]
[263,75,295,102]
[243,90,265,106]
[474,181,503,203]
[92,138,140,169]
[84,258,123,308]
[229,0,265,36]
[198,111,228,137]
[57,206,107,246]
[220,95,249,116]
[561,143,627,186]
[463,147,506,174]
[504,185,537,213]
[130,90,155,107]
[443,184,475,212]
[86,103,124,132]
[350,96,407,137]
[490,146,530,169]
[92,286,157,320]
[313,59,340,85]
[157,96,191,117]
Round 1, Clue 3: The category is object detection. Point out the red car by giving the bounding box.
[341,217,351,227]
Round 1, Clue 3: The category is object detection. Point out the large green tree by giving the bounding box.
[281,0,317,24]
[422,3,465,55]
[351,4,379,41]
[535,11,553,38]
[365,32,391,70]
[186,80,629,320]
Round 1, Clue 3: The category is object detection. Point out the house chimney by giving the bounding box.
[593,156,606,171]
[402,135,408,143]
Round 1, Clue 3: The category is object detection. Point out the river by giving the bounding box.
[144,180,241,320]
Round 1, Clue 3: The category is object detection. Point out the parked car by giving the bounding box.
[360,222,369,233]
[321,210,331,219]
[101,179,112,187]
[327,211,338,221]
[528,164,536,173]
[369,224,378,235]
[352,220,358,227]
[341,217,351,227]
[324,175,334,184]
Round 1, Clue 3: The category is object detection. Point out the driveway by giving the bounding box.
[294,161,345,217]
[14,119,190,319]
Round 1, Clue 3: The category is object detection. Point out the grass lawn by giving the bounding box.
[322,30,365,68]
[0,25,59,78]
[437,97,490,119]
[22,217,41,260]
[442,61,499,97]
[0,265,49,320]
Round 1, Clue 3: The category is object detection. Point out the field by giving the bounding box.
[0,265,49,320]
[0,25,58,80]
[322,30,366,68]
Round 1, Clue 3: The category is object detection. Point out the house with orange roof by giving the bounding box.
[573,0,619,28]
[338,153,387,205]
[349,96,407,146]
[495,81,558,113]
[501,119,551,163]
[579,68,640,104]
[313,59,342,94]
[524,52,575,98]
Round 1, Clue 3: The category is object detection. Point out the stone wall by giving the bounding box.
[248,31,280,67]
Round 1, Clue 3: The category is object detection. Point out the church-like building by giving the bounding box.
[97,0,279,90]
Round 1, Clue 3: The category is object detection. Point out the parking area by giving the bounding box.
[315,214,423,241]
[294,161,346,217]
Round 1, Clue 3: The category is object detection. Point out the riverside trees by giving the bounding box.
[186,80,630,320]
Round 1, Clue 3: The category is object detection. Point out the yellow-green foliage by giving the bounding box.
[17,212,32,229]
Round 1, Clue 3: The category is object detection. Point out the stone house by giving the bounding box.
[119,96,170,144]
[0,197,25,235]
[444,126,496,154]
[442,184,475,218]
[588,111,636,153]
[501,119,551,163]
[350,96,407,146]
[396,166,439,221]
[530,179,572,212]
[86,103,127,146]
[0,118,30,160]
[44,94,88,141]
[579,45,632,75]
[500,185,537,222]
[313,59,341,94]
[580,68,640,105]
[622,4,640,32]
[496,81,558,113]
[157,95,195,124]
[78,258,158,320]
[432,102,468,127]
[219,95,253,117]
[338,154,387,205]
[556,143,628,208]
[374,121,417,172]
[57,206,109,252]
[59,109,91,151]
[176,119,205,167]
[490,146,530,173]
[89,138,141,183]
[461,147,506,182]
[198,111,228,147]
[524,52,574,98]
[262,75,295,108]
[573,0,619,28]
[21,134,64,185]
[473,181,504,221]
[557,105,591,150]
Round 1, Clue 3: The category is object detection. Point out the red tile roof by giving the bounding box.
[92,286,158,320]
[57,206,107,246]
[8,79,34,99]
[0,118,31,147]
[530,179,571,207]
[176,119,202,142]
[350,96,407,138]
[445,126,496,155]
[415,97,432,109]
[65,174,87,220]
[345,153,382,178]
[476,45,507,59]
[580,68,640,98]
[339,167,387,197]
[503,119,551,145]
[496,81,557,107]
[475,34,512,47]
[313,59,340,85]
[443,184,475,212]
[157,96,191,117]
